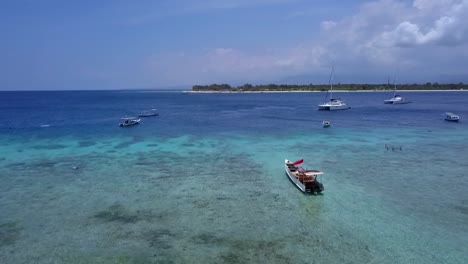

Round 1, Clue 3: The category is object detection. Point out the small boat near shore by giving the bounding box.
[138,109,159,117]
[119,117,140,127]
[323,120,331,127]
[285,159,324,193]
[445,112,460,122]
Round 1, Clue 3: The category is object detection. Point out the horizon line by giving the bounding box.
[1,81,466,92]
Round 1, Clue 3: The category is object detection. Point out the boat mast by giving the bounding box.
[328,65,334,100]
[393,69,398,97]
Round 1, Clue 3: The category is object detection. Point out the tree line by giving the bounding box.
[192,83,467,92]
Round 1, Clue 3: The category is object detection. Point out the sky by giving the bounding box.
[1,0,468,90]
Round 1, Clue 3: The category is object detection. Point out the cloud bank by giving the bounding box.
[147,0,468,86]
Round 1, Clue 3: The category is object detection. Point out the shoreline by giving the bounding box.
[186,89,467,93]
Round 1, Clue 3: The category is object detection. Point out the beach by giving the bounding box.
[186,89,467,93]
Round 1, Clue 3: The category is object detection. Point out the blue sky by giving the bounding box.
[1,0,468,90]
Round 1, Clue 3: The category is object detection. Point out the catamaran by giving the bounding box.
[318,66,350,110]
[285,159,324,193]
[384,76,411,104]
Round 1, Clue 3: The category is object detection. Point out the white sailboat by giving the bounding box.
[384,76,411,104]
[318,66,350,111]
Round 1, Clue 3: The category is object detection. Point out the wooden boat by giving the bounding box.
[285,159,324,193]
[119,117,140,127]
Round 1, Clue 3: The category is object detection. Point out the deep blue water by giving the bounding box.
[1,90,467,137]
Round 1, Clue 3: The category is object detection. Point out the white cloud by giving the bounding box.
[370,0,468,47]
[145,0,468,86]
[413,0,458,11]
[313,0,468,79]
[321,21,337,31]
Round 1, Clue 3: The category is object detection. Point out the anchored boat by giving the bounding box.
[285,159,324,193]
[384,75,411,104]
[119,117,140,127]
[318,66,350,111]
[445,112,460,122]
[138,109,159,117]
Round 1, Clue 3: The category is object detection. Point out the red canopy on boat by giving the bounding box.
[293,159,304,165]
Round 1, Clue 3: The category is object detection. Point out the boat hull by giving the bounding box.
[391,101,411,104]
[444,113,460,122]
[384,97,411,104]
[284,160,324,193]
[119,119,141,127]
[318,104,350,111]
[119,122,139,127]
[285,165,307,192]
[138,113,159,117]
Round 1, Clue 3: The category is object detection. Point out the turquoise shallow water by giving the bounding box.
[1,91,468,263]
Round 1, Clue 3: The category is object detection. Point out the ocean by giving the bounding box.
[0,90,467,263]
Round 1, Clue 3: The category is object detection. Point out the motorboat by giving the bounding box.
[445,112,460,122]
[285,159,324,193]
[119,117,140,127]
[323,120,331,127]
[138,109,159,117]
[318,66,350,111]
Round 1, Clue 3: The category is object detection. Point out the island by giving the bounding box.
[192,83,467,92]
